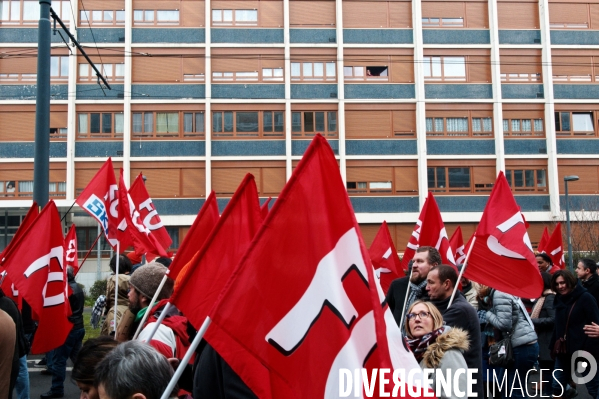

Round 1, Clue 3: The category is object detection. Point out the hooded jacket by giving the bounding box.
[418,327,470,399]
[485,290,537,347]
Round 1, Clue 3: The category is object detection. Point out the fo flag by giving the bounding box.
[537,227,550,253]
[129,174,172,253]
[369,221,402,295]
[2,201,72,354]
[545,224,565,271]
[168,191,219,280]
[464,172,543,299]
[449,226,466,265]
[0,202,39,266]
[64,225,79,275]
[209,135,427,399]
[75,158,119,248]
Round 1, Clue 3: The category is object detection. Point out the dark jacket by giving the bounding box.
[582,273,599,306]
[432,292,483,398]
[386,276,430,325]
[68,278,85,330]
[0,291,26,399]
[551,282,599,358]
[531,291,555,362]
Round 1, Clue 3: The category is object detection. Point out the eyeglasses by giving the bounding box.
[406,311,431,320]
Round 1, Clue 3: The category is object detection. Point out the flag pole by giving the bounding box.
[132,273,169,340]
[398,284,412,332]
[160,316,211,399]
[77,231,102,270]
[447,236,477,308]
[144,302,171,342]
[113,241,120,337]
[60,200,77,222]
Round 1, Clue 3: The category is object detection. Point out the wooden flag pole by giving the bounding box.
[132,273,169,340]
[447,236,477,308]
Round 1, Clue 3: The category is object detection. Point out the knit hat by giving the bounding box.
[129,262,173,301]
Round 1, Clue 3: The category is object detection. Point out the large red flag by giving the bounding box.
[129,173,173,252]
[449,226,466,265]
[75,158,119,248]
[545,224,565,270]
[260,197,272,219]
[0,202,39,265]
[369,221,402,295]
[419,192,456,268]
[168,191,219,280]
[209,135,427,399]
[2,201,72,354]
[400,201,428,272]
[64,225,80,276]
[464,172,543,298]
[117,170,168,258]
[537,226,550,253]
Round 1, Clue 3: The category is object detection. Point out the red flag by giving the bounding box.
[0,202,39,266]
[117,170,168,258]
[64,225,79,276]
[0,269,21,308]
[260,197,272,219]
[545,224,565,270]
[75,158,119,248]
[449,226,466,265]
[537,226,550,253]
[129,173,173,252]
[419,192,456,268]
[400,200,428,271]
[168,191,219,280]
[464,171,543,298]
[2,201,72,354]
[369,221,402,294]
[209,135,427,398]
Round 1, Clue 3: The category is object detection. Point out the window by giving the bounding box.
[79,9,125,25]
[422,17,464,27]
[291,62,336,82]
[134,9,179,25]
[79,63,124,83]
[503,118,544,137]
[1,0,69,24]
[78,112,124,138]
[0,180,65,198]
[212,163,285,196]
[426,116,492,137]
[555,111,595,136]
[500,73,541,83]
[183,112,205,136]
[212,111,284,138]
[505,169,547,192]
[50,56,69,81]
[212,71,258,82]
[550,22,588,29]
[262,68,283,82]
[132,111,204,138]
[427,166,495,194]
[423,56,466,81]
[292,111,337,138]
[346,163,419,196]
[212,9,257,26]
[0,72,36,82]
[344,66,388,81]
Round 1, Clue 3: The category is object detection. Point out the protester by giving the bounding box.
[550,270,599,399]
[457,265,479,310]
[404,300,469,399]
[536,253,555,274]
[155,257,173,268]
[101,254,132,336]
[483,288,539,399]
[41,267,85,399]
[0,288,25,399]
[530,272,555,397]
[426,265,483,398]
[72,336,118,399]
[386,246,441,325]
[15,301,35,399]
[0,309,16,399]
[95,340,176,399]
[576,258,599,304]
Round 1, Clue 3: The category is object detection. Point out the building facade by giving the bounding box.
[1,0,599,283]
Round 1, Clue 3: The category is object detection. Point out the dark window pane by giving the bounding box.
[448,167,469,188]
[304,112,314,132]
[90,113,100,133]
[328,112,337,132]
[236,112,258,132]
[506,170,512,186]
[102,113,112,133]
[195,113,204,133]
[514,170,523,187]
[561,112,570,131]
[274,112,284,132]
[184,113,193,132]
[213,112,223,132]
[427,167,435,187]
[263,112,273,132]
[315,112,325,132]
[292,112,301,132]
[436,167,446,188]
[525,170,534,187]
[224,112,234,132]
[144,113,153,133]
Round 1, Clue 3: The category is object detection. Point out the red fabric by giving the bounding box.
[0,269,21,309]
[168,191,219,280]
[117,170,168,258]
[0,202,38,266]
[260,197,272,219]
[75,158,119,248]
[209,135,428,399]
[145,299,192,361]
[464,171,543,299]
[126,251,142,265]
[64,225,79,276]
[419,192,456,269]
[400,200,427,272]
[129,173,173,252]
[369,221,403,295]
[2,201,72,354]
[449,226,466,265]
[545,223,565,270]
[537,226,550,253]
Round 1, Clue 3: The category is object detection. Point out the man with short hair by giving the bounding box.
[95,340,175,399]
[386,246,441,325]
[427,265,483,398]
[577,258,599,304]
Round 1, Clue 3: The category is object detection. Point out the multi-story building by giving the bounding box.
[1,0,598,285]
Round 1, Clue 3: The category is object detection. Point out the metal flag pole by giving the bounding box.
[132,274,169,340]
[447,236,477,308]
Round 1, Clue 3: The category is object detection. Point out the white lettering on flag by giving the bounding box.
[83,194,109,233]
[487,212,533,259]
[24,246,65,307]
[139,198,164,230]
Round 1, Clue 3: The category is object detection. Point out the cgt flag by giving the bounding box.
[369,221,403,295]
[209,135,427,399]
[537,226,550,253]
[418,192,456,268]
[0,201,39,266]
[449,226,466,265]
[544,224,565,271]
[2,201,72,354]
[464,171,543,299]
[64,225,79,276]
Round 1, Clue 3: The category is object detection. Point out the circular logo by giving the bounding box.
[571,350,598,384]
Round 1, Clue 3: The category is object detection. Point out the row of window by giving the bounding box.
[0,180,66,197]
[427,167,547,194]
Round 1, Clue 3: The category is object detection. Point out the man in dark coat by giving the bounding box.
[427,265,483,398]
[576,258,599,304]
[0,288,27,399]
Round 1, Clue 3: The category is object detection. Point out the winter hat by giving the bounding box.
[129,262,173,300]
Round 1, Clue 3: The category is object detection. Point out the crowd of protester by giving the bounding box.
[2,248,599,399]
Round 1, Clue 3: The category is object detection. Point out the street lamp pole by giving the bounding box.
[564,175,579,271]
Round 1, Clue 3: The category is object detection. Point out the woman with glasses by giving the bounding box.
[404,300,469,399]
